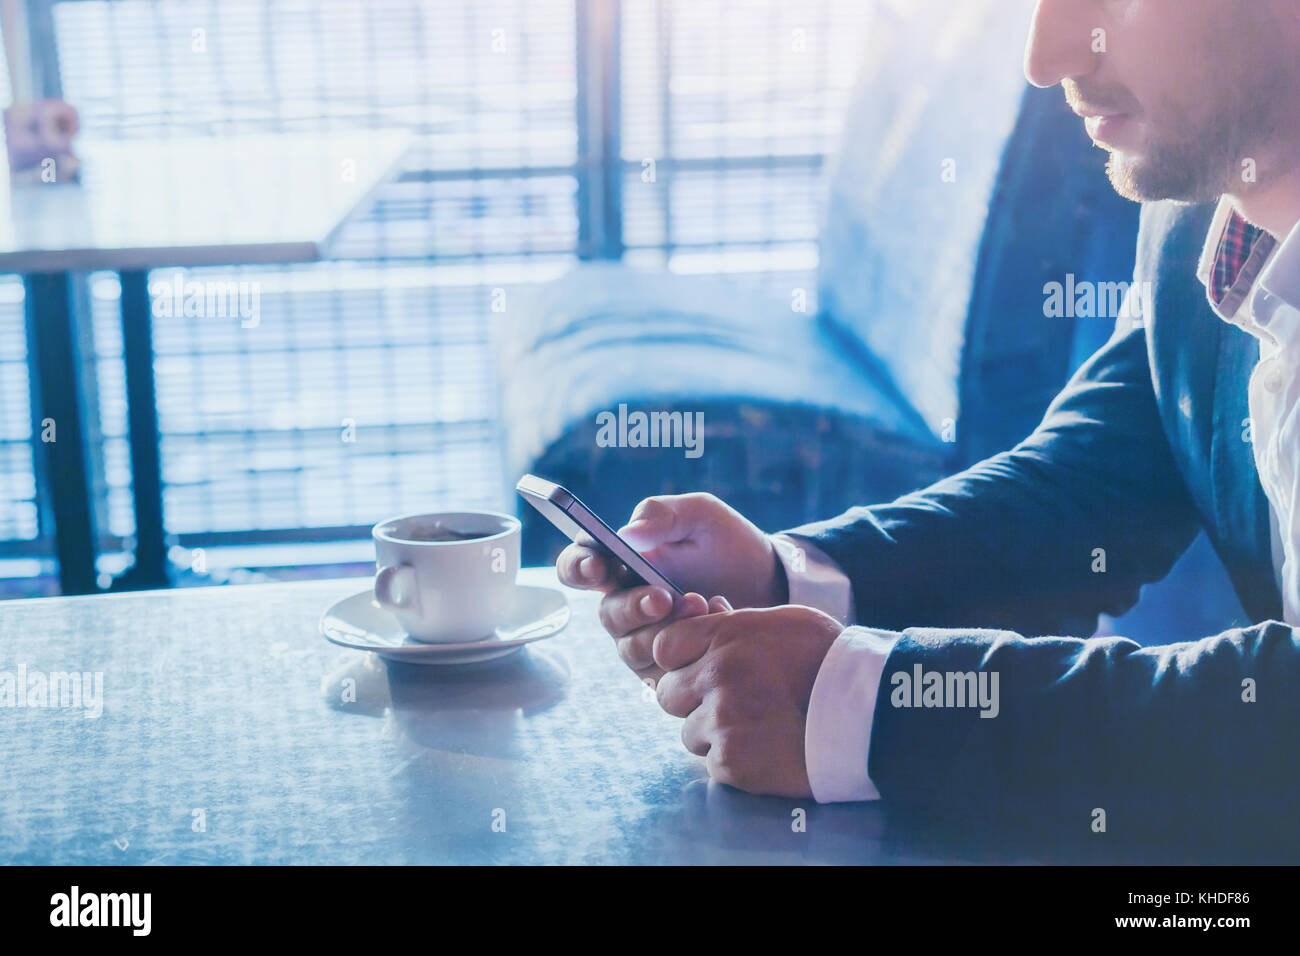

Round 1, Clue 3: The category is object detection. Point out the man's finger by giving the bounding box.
[653,611,720,672]
[680,701,714,756]
[599,585,669,636]
[556,541,612,589]
[558,532,646,589]
[615,622,662,671]
[608,592,707,674]
[655,651,711,718]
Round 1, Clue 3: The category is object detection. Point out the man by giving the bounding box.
[557,0,1300,831]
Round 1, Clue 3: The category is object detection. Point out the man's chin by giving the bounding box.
[1104,153,1155,202]
[1103,149,1227,205]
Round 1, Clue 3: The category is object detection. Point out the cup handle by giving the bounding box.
[375,565,419,612]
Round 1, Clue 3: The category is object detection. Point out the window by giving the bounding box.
[0,1,870,594]
[619,0,870,301]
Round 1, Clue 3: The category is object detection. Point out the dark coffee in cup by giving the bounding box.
[401,524,490,543]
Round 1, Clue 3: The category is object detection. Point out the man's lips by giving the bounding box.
[1079,111,1136,147]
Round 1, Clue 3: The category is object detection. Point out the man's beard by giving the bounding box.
[1103,79,1289,205]
[1104,131,1238,204]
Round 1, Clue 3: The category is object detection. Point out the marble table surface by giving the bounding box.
[0,567,1257,865]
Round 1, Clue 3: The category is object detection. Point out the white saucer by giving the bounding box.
[319,584,570,665]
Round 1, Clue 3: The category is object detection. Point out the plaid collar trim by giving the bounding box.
[1205,207,1277,320]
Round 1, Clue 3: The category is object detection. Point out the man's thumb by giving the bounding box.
[619,496,688,549]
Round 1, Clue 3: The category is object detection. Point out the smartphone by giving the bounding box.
[516,474,685,597]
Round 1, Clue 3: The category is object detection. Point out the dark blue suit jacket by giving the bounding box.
[789,201,1296,833]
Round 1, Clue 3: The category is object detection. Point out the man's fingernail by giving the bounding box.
[640,591,665,615]
[579,556,595,578]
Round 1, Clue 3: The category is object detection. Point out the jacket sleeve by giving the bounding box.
[783,316,1202,639]
[868,619,1300,833]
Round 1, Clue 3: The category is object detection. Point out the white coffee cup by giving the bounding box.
[372,511,521,643]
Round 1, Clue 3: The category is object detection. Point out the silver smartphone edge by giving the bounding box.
[515,475,684,596]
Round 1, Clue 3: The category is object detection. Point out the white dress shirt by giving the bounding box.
[1195,198,1300,622]
[771,533,898,803]
[779,198,1300,804]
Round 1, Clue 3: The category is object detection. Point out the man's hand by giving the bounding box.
[555,492,788,683]
[653,602,843,798]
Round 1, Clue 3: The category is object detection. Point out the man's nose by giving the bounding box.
[1023,0,1100,89]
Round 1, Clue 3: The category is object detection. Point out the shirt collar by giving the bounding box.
[1256,211,1300,325]
[1196,197,1278,323]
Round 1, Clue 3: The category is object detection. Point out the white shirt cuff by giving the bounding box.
[771,533,856,624]
[804,625,901,803]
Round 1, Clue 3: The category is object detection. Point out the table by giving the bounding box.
[0,567,893,865]
[1,567,1289,865]
[0,131,412,594]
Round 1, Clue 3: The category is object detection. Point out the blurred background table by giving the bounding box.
[0,131,411,595]
[0,566,1278,865]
